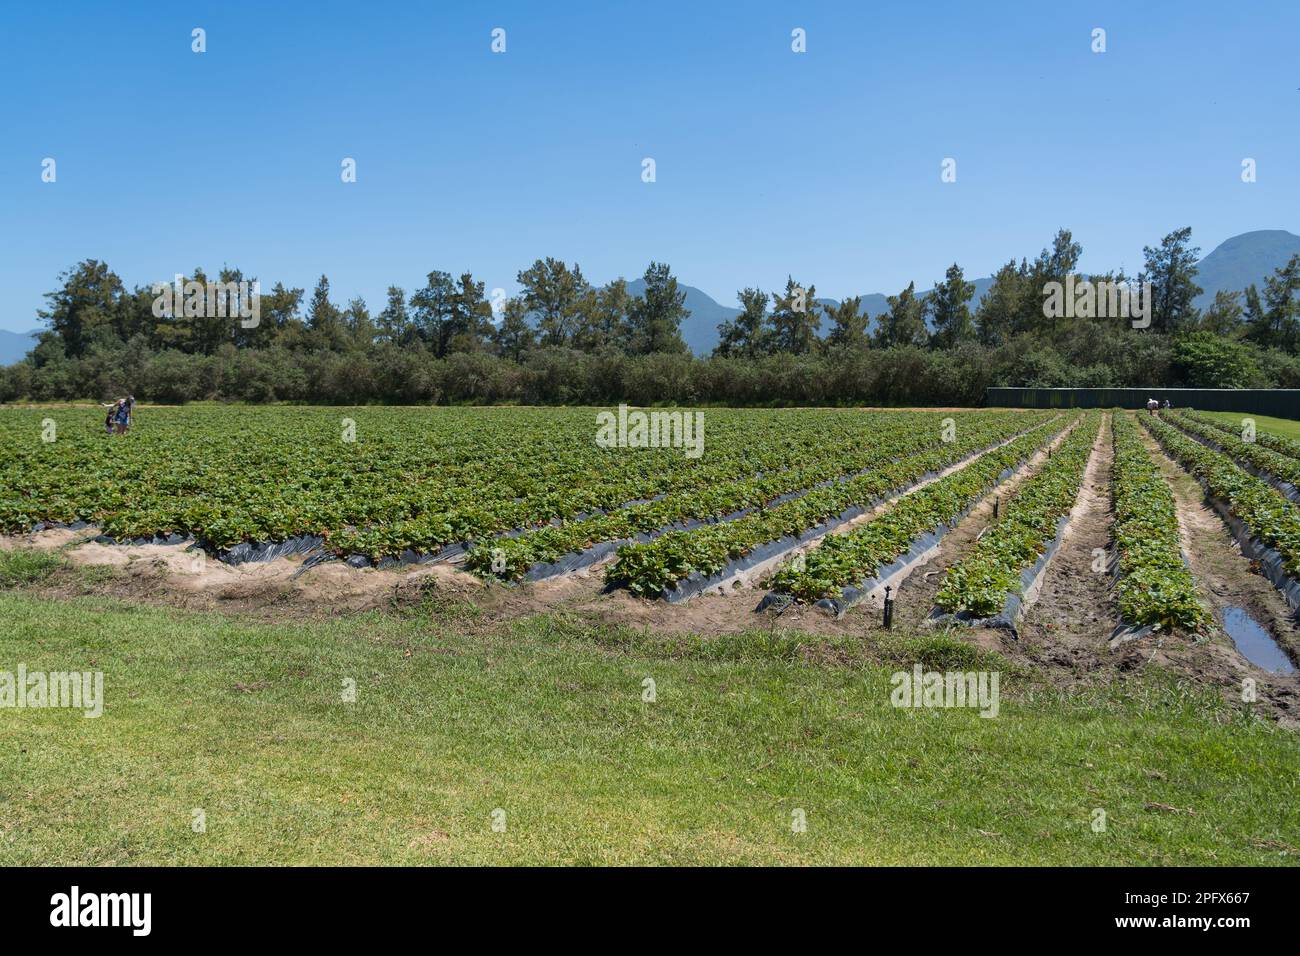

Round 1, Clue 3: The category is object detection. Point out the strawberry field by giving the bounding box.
[1,402,1300,680]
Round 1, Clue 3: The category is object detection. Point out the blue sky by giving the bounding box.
[1,0,1296,332]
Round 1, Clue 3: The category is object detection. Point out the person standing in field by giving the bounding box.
[101,396,135,435]
[115,395,135,435]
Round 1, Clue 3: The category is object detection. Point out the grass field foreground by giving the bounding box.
[0,576,1296,865]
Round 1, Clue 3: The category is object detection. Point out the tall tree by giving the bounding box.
[823,296,868,351]
[926,263,976,349]
[517,258,590,348]
[376,286,411,345]
[1244,255,1300,352]
[444,272,494,353]
[1028,229,1083,335]
[307,275,348,351]
[875,282,929,348]
[409,270,456,355]
[37,259,126,359]
[769,277,821,354]
[343,297,376,350]
[715,288,771,358]
[491,296,536,360]
[1198,290,1244,337]
[1141,227,1202,333]
[975,259,1029,347]
[626,262,689,354]
[573,279,631,352]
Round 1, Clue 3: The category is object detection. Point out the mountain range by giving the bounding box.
[3,230,1298,364]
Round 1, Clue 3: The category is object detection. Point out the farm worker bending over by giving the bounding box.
[1146,398,1159,415]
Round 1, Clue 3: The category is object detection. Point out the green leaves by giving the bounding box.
[1111,412,1206,630]
[1145,413,1300,580]
[606,412,1055,597]
[934,413,1100,617]
[767,415,1075,603]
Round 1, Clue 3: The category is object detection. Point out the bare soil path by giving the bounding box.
[1019,412,1116,667]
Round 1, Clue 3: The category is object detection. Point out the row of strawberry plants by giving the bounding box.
[606,414,1061,598]
[932,412,1100,617]
[355,409,969,566]
[2,405,936,551]
[327,406,902,554]
[1180,407,1300,462]
[1163,410,1300,490]
[466,410,1049,579]
[1142,414,1300,577]
[764,416,1077,603]
[1109,413,1206,630]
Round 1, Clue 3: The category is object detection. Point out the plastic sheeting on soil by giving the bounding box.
[927,513,1070,637]
[769,460,1021,620]
[1147,425,1300,618]
[1168,420,1300,504]
[749,453,1035,615]
[521,443,998,586]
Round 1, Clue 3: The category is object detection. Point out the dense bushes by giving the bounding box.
[1,329,1296,407]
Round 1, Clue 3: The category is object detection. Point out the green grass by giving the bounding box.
[1200,410,1300,442]
[0,587,1296,865]
[0,547,64,587]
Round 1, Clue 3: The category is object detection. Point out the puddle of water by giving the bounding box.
[1222,607,1297,675]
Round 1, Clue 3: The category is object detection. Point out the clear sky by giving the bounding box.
[1,0,1296,332]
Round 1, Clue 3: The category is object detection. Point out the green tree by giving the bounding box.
[823,296,868,351]
[1198,290,1244,337]
[376,287,411,346]
[626,262,689,355]
[1171,331,1261,387]
[517,258,590,348]
[491,296,536,361]
[1261,254,1300,352]
[409,270,457,355]
[343,297,376,350]
[769,277,820,354]
[926,263,976,350]
[37,259,127,360]
[1141,227,1202,333]
[573,279,631,352]
[975,259,1029,347]
[444,272,494,353]
[875,282,929,348]
[715,288,772,358]
[307,275,349,351]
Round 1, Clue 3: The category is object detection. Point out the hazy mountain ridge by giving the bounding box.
[0,329,40,365]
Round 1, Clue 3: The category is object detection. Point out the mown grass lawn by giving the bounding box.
[0,581,1296,865]
[1201,410,1300,442]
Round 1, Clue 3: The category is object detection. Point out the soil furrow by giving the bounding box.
[1019,412,1117,661]
[887,421,1083,630]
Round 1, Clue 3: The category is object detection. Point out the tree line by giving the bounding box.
[3,227,1300,406]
